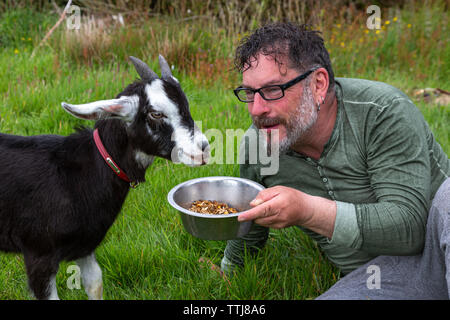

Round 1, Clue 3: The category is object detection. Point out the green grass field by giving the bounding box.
[0,1,448,300]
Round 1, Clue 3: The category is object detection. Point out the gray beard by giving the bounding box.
[278,85,318,154]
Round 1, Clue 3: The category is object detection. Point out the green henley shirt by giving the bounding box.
[224,77,450,275]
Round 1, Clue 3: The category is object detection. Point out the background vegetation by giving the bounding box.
[0,0,448,299]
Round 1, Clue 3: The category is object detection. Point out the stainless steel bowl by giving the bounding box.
[167,176,265,240]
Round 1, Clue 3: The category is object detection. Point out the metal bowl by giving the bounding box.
[167,176,265,240]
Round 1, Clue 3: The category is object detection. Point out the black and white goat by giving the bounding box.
[0,55,209,300]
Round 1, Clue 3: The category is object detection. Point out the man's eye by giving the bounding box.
[262,86,282,98]
[243,90,254,98]
[149,112,165,120]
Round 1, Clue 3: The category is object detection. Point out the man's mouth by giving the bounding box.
[254,116,284,131]
[262,123,280,132]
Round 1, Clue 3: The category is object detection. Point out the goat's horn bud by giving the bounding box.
[158,54,173,79]
[129,56,159,81]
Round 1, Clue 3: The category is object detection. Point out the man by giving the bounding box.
[222,22,450,299]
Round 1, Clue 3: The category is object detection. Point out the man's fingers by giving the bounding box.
[250,188,280,207]
[238,201,273,222]
[250,198,264,206]
[239,187,284,222]
[237,207,259,222]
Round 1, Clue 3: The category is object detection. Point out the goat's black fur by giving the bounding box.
[0,119,142,298]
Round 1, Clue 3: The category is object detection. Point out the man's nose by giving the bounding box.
[249,92,270,117]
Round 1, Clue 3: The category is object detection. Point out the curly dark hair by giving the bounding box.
[235,22,335,91]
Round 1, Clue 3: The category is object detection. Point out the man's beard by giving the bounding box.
[252,84,318,154]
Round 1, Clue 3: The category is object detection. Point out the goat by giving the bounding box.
[0,55,210,300]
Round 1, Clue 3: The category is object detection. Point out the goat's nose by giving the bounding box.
[201,140,209,152]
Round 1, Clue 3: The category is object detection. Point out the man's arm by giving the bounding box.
[238,186,337,239]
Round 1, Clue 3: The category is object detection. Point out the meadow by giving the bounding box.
[0,0,448,299]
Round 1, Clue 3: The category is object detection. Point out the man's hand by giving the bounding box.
[237,186,311,228]
[238,186,337,239]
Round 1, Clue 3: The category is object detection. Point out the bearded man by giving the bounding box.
[222,22,450,299]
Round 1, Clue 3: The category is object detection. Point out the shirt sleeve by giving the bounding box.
[352,98,431,255]
[328,201,362,248]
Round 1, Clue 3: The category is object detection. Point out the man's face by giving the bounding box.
[242,54,318,153]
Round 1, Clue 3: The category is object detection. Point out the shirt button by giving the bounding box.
[328,190,334,196]
[322,178,328,183]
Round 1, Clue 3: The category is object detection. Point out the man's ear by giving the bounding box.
[61,95,139,122]
[313,67,330,101]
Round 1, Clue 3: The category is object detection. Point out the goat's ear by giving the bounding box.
[61,96,138,122]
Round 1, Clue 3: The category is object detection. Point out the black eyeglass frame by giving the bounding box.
[233,67,319,103]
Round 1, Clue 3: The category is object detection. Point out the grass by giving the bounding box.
[0,1,448,300]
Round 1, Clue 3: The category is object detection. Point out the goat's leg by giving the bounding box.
[23,253,60,300]
[76,252,103,300]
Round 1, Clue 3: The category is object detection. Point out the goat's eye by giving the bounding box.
[149,112,165,120]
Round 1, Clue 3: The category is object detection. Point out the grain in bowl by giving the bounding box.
[188,200,238,215]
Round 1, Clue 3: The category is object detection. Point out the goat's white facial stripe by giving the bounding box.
[145,79,186,138]
[145,80,179,120]
[145,80,190,146]
[144,80,209,166]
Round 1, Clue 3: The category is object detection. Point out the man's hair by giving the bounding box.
[234,22,335,91]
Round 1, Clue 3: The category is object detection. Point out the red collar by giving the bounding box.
[93,129,138,188]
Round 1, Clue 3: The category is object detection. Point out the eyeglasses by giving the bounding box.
[233,67,318,103]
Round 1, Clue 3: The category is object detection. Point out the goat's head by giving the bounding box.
[61,55,210,167]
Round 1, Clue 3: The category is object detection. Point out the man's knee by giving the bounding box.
[432,178,450,213]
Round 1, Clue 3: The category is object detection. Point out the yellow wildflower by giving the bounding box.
[365,29,369,34]
[340,42,345,47]
[14,49,19,54]
[385,20,390,25]
[407,24,412,28]
[393,17,398,22]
